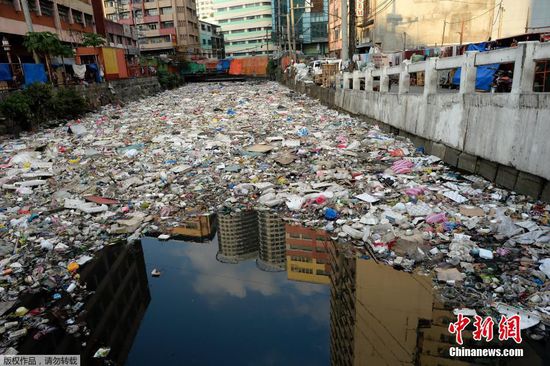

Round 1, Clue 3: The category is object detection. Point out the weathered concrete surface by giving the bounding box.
[0,77,161,135]
[282,79,550,201]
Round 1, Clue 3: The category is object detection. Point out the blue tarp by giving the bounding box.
[216,59,231,72]
[23,63,48,86]
[87,63,102,83]
[0,64,12,81]
[452,42,498,91]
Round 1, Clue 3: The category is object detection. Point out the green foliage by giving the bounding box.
[25,83,54,124]
[81,33,106,48]
[23,32,62,57]
[52,88,89,119]
[157,69,183,90]
[0,85,88,134]
[0,92,33,132]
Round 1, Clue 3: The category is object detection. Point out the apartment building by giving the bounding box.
[199,20,225,59]
[103,0,200,55]
[256,210,286,272]
[196,0,215,22]
[285,225,331,285]
[213,0,273,57]
[0,0,95,61]
[216,210,259,263]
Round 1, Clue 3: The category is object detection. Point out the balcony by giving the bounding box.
[137,15,160,24]
[158,0,171,7]
[140,41,174,50]
[160,13,174,22]
[159,27,176,36]
[142,29,160,37]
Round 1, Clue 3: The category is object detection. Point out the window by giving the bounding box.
[202,39,206,45]
[160,7,173,15]
[147,23,157,30]
[58,5,70,23]
[145,9,158,16]
[177,6,185,12]
[207,26,211,31]
[161,21,174,28]
[84,14,93,26]
[104,1,115,7]
[40,0,53,17]
[208,39,211,45]
[201,24,206,30]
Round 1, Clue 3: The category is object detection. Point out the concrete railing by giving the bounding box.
[339,41,550,94]
[324,41,550,199]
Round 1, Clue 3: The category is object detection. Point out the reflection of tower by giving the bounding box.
[16,242,150,366]
[285,225,332,284]
[329,245,434,366]
[217,210,259,263]
[256,209,286,272]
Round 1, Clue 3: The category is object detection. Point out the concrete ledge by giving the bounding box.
[457,152,478,173]
[515,172,544,199]
[496,165,519,191]
[444,147,461,167]
[476,159,498,182]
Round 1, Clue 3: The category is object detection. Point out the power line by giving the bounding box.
[446,1,503,24]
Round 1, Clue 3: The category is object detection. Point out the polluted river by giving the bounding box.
[0,82,549,365]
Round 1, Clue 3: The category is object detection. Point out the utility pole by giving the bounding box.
[403,32,407,51]
[498,4,504,39]
[441,18,447,47]
[349,0,355,60]
[341,0,348,62]
[290,0,296,59]
[459,19,464,46]
[286,13,292,58]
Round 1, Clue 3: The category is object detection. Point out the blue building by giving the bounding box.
[272,0,328,57]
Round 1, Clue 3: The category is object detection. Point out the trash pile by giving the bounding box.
[1,81,549,350]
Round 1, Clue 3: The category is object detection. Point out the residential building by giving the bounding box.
[0,0,95,62]
[196,0,215,22]
[329,0,550,57]
[213,0,273,57]
[92,1,139,55]
[285,225,331,285]
[103,0,200,56]
[272,0,328,56]
[199,20,225,58]
[216,210,259,263]
[256,210,286,272]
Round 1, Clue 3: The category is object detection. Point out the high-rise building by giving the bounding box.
[196,0,216,22]
[271,0,328,56]
[285,225,332,284]
[256,209,286,272]
[103,0,200,56]
[213,0,273,57]
[217,210,259,263]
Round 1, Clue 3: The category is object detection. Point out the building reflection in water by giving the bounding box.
[285,225,332,285]
[328,244,549,366]
[216,210,259,263]
[16,242,151,366]
[256,209,286,272]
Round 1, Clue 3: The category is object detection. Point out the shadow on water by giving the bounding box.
[16,242,150,366]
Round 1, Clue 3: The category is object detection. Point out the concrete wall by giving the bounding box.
[0,77,161,135]
[281,42,550,201]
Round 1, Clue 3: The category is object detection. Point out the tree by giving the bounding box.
[23,31,63,83]
[81,33,106,48]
